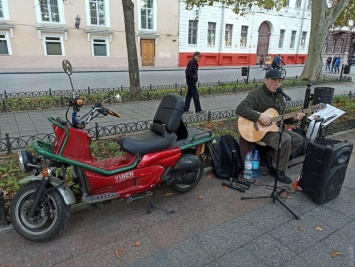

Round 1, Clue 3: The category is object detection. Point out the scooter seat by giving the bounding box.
[118,124,177,155]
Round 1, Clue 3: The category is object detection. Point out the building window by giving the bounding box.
[40,0,60,22]
[225,24,233,46]
[295,0,302,8]
[290,30,296,48]
[90,0,105,25]
[278,29,285,48]
[331,39,337,53]
[307,0,312,9]
[188,20,198,45]
[0,0,3,18]
[240,25,248,47]
[140,0,154,30]
[323,37,329,53]
[207,22,216,46]
[35,0,64,23]
[43,35,64,56]
[0,32,11,55]
[92,37,109,56]
[0,0,10,20]
[339,39,344,53]
[300,31,307,49]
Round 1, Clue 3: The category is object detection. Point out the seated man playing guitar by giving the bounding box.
[236,69,305,184]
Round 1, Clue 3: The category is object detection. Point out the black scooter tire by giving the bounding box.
[10,181,71,242]
[171,157,204,193]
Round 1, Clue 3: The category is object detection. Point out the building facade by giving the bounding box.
[0,0,179,69]
[323,26,355,65]
[178,0,312,67]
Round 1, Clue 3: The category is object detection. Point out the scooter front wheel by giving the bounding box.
[171,157,204,193]
[10,182,71,242]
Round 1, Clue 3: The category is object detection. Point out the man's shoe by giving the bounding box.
[277,171,292,184]
[196,110,206,114]
[184,110,193,114]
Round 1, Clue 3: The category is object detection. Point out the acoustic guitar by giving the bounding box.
[238,104,326,142]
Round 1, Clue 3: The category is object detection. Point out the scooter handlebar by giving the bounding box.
[107,109,121,118]
[100,106,121,118]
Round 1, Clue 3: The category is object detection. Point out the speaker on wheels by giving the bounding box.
[299,138,353,204]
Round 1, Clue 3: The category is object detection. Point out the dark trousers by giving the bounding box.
[331,64,335,72]
[261,129,304,171]
[184,81,202,112]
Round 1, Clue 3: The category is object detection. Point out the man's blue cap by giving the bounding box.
[265,69,282,80]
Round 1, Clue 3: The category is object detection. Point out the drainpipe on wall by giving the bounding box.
[218,4,225,66]
[295,0,307,64]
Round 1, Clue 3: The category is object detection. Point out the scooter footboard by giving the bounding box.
[174,126,214,151]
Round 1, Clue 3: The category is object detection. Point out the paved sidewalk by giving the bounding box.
[0,81,354,139]
[1,73,355,266]
[0,128,354,267]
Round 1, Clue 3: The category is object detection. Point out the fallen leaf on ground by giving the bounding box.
[1,173,8,179]
[207,173,214,178]
[159,192,174,197]
[198,195,205,200]
[296,226,304,231]
[224,186,228,190]
[134,241,142,247]
[114,248,121,259]
[315,226,323,231]
[331,251,343,258]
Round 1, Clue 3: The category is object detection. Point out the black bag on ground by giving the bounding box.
[211,134,243,179]
[176,119,188,141]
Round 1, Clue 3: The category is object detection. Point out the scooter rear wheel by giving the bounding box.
[10,181,71,242]
[171,157,204,193]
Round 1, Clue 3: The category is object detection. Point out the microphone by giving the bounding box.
[276,87,292,101]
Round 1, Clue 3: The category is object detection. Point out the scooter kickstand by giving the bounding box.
[147,191,175,214]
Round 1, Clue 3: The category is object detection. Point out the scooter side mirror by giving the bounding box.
[102,94,123,105]
[115,94,123,103]
[62,60,73,75]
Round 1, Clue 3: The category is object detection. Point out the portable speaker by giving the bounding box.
[299,138,353,204]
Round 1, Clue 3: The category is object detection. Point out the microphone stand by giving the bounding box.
[241,97,300,220]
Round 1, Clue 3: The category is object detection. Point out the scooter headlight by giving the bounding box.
[18,150,35,173]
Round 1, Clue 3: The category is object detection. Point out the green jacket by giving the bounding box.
[236,84,291,123]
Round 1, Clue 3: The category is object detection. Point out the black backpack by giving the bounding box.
[211,135,243,179]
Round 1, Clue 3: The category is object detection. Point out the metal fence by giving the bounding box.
[1,91,355,154]
[1,75,352,112]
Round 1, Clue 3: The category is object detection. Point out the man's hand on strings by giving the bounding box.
[294,111,305,121]
[258,114,272,127]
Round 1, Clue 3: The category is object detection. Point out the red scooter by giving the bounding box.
[10,61,214,242]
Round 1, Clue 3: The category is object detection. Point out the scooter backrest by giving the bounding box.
[153,94,184,133]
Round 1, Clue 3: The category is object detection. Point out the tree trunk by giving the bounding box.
[301,0,350,81]
[122,0,141,97]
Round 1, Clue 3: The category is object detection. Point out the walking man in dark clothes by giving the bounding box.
[183,51,206,114]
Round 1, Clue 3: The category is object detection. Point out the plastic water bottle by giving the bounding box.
[252,150,260,178]
[244,151,253,179]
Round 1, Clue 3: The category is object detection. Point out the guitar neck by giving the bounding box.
[271,107,313,123]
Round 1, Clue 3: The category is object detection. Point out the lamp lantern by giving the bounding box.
[75,15,81,29]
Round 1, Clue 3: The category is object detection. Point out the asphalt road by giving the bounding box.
[0,65,306,93]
